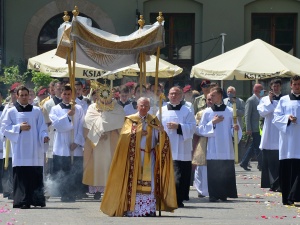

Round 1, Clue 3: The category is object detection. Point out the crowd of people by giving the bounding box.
[0,76,299,216]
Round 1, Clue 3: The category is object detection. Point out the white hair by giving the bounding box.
[227,86,236,92]
[137,97,150,105]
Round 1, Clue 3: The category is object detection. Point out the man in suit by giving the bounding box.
[240,83,264,171]
[223,86,245,130]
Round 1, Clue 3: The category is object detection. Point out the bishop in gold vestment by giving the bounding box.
[100,97,177,217]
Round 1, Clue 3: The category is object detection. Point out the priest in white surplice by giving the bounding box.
[1,85,49,209]
[82,84,125,200]
[157,86,196,208]
[49,84,85,202]
[199,87,241,202]
[257,79,282,192]
[272,75,300,206]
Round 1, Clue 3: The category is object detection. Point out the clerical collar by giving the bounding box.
[211,103,226,112]
[167,102,182,111]
[59,102,71,109]
[14,101,33,112]
[77,96,83,100]
[16,101,29,108]
[273,94,282,100]
[289,93,300,101]
[53,96,62,105]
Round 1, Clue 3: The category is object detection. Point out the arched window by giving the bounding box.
[38,12,100,54]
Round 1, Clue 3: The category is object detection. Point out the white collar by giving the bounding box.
[17,101,28,108]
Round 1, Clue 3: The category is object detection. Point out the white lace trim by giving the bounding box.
[126,193,156,217]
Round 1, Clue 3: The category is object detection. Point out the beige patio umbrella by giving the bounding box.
[101,55,183,80]
[191,39,300,80]
[27,49,106,79]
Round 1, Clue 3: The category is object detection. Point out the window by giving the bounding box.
[252,13,297,55]
[150,13,195,86]
[38,13,100,55]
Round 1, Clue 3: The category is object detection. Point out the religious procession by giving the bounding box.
[1,3,300,224]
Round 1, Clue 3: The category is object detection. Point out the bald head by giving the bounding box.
[253,84,263,97]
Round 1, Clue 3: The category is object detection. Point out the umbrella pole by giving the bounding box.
[232,100,239,163]
[143,53,146,86]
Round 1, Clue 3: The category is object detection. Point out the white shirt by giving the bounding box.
[199,106,242,160]
[49,104,85,157]
[1,106,48,166]
[157,104,196,161]
[273,94,300,160]
[257,95,280,150]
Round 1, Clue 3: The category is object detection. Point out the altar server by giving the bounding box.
[273,75,300,205]
[199,87,241,202]
[1,85,49,209]
[157,86,196,208]
[257,79,282,191]
[49,84,85,202]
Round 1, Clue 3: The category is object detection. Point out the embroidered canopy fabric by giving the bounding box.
[56,16,165,71]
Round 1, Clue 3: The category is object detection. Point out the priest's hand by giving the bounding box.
[233,124,239,131]
[246,130,252,135]
[289,115,297,124]
[157,125,164,132]
[166,122,178,130]
[44,137,50,143]
[212,115,224,125]
[70,143,78,151]
[20,122,31,131]
[142,130,148,136]
[68,108,75,116]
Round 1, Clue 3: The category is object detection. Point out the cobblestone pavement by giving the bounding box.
[1,162,300,225]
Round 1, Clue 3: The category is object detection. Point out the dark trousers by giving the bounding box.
[13,166,45,208]
[1,158,13,197]
[279,159,300,204]
[173,160,192,204]
[52,155,73,198]
[0,158,3,193]
[241,132,262,167]
[261,149,280,190]
[72,156,88,196]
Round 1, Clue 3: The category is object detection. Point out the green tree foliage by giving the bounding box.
[30,70,55,92]
[0,65,27,85]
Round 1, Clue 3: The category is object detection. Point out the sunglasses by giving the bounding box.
[201,84,210,88]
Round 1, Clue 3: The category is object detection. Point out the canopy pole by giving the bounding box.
[138,15,146,97]
[70,6,80,165]
[156,11,164,217]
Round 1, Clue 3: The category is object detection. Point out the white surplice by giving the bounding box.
[76,97,88,114]
[272,94,300,160]
[257,96,280,150]
[1,106,48,166]
[158,104,196,161]
[49,104,85,157]
[199,106,242,160]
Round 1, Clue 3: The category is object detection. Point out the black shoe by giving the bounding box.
[61,196,75,202]
[145,212,156,217]
[198,193,206,198]
[94,192,101,200]
[257,165,262,171]
[240,163,251,171]
[209,196,218,202]
[20,205,31,209]
[283,200,294,206]
[220,197,227,201]
[178,202,184,208]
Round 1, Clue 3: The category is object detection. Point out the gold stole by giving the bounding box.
[136,122,153,194]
